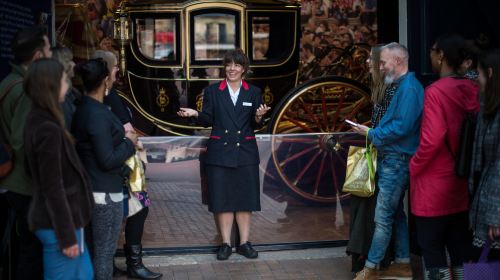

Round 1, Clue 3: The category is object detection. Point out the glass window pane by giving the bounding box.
[136,18,176,61]
[249,13,294,63]
[193,13,236,61]
[252,17,270,60]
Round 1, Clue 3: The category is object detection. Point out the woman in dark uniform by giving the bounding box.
[177,49,270,260]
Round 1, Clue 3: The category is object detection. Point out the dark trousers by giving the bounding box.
[415,211,472,268]
[5,191,43,280]
[125,207,149,245]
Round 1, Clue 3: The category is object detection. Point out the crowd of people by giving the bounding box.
[0,25,271,279]
[300,0,378,80]
[1,10,500,280]
[347,36,500,280]
[0,26,162,280]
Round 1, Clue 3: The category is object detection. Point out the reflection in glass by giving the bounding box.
[252,17,270,60]
[136,18,176,61]
[193,13,236,60]
[248,12,294,63]
[135,134,359,248]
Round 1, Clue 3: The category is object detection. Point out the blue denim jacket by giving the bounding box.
[368,72,424,155]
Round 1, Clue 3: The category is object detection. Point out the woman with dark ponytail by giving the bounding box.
[72,58,137,280]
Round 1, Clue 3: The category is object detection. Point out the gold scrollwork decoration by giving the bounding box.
[196,93,204,111]
[156,87,169,112]
[263,85,274,105]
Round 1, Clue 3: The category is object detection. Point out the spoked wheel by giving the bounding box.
[267,76,371,204]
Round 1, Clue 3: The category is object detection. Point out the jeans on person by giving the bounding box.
[35,228,93,280]
[365,152,411,268]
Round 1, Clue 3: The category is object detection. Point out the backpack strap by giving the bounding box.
[0,78,23,140]
[0,78,23,103]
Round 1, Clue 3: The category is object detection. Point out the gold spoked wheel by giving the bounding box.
[268,76,371,203]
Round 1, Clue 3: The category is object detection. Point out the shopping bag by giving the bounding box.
[125,152,146,192]
[464,239,500,280]
[342,134,377,197]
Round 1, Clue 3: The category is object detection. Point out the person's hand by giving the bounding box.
[136,140,143,150]
[62,244,80,258]
[489,225,500,240]
[123,122,134,133]
[255,104,271,122]
[177,108,198,118]
[125,130,138,145]
[351,124,370,136]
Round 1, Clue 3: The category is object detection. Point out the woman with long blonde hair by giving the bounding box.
[347,44,392,273]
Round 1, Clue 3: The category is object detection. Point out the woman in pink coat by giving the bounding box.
[409,34,479,279]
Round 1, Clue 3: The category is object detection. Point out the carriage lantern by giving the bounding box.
[113,1,132,73]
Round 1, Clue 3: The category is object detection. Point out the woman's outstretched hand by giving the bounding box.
[255,104,271,119]
[177,108,198,118]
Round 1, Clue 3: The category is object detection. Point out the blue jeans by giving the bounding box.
[365,152,411,268]
[35,228,93,280]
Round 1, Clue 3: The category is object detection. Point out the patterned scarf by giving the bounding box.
[371,83,397,128]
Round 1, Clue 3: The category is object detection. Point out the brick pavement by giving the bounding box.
[120,179,349,248]
[113,247,424,280]
[114,247,354,280]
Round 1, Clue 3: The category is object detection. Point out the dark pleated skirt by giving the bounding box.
[205,164,261,213]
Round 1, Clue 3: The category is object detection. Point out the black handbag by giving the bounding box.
[454,113,477,177]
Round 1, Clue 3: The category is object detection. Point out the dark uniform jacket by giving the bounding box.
[24,108,94,248]
[72,96,135,193]
[198,80,263,168]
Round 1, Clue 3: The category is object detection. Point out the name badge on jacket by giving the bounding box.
[243,102,252,107]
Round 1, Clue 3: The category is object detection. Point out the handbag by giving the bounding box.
[464,239,500,280]
[342,134,377,197]
[454,113,477,177]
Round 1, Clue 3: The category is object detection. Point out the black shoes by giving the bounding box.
[236,242,258,259]
[217,243,232,260]
[124,244,163,279]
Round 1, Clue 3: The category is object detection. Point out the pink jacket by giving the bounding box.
[410,77,479,217]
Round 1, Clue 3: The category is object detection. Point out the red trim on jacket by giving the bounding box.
[218,80,249,91]
[210,136,221,139]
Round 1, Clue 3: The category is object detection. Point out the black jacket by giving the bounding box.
[198,80,262,167]
[24,107,94,248]
[104,88,132,125]
[72,96,135,193]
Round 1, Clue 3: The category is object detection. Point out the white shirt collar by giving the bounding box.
[226,79,242,106]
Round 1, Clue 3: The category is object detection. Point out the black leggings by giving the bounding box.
[125,207,149,245]
[415,211,472,268]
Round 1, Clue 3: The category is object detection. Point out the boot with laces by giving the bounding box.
[353,266,379,280]
[379,262,412,280]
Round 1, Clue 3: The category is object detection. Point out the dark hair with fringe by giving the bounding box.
[24,58,73,143]
[76,58,109,93]
[222,49,250,77]
[478,49,500,118]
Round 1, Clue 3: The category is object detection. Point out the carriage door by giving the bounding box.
[184,2,245,113]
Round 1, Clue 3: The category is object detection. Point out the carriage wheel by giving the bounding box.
[267,76,371,203]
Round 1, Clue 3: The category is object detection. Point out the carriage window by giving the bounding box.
[136,18,177,61]
[192,13,237,61]
[249,12,295,63]
[252,17,270,60]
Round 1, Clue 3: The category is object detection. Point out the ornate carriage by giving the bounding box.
[56,0,374,204]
